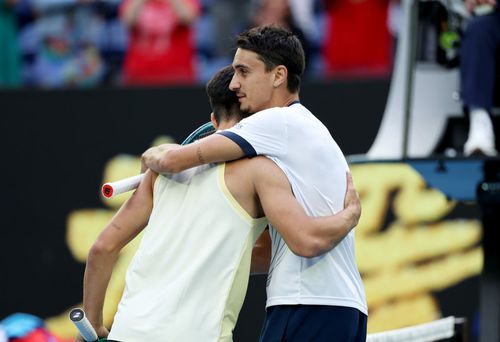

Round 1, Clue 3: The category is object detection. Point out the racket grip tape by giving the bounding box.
[69,308,103,342]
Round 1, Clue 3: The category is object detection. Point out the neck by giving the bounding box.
[216,119,239,130]
[283,94,300,106]
[269,90,299,108]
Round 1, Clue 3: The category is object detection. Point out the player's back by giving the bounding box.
[108,164,267,342]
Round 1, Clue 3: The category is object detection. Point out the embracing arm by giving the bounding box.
[78,170,157,340]
[141,134,245,173]
[255,163,361,258]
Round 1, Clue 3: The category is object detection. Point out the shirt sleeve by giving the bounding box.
[217,108,288,158]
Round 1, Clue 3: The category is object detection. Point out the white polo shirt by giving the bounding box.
[218,102,367,315]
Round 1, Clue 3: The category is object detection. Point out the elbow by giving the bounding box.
[289,236,329,258]
[88,238,120,261]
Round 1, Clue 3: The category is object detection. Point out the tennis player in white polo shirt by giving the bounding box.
[80,66,361,342]
[142,25,367,341]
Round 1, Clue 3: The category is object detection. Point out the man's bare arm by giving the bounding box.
[254,159,361,258]
[77,170,157,341]
[141,134,244,173]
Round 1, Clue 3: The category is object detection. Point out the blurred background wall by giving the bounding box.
[1,0,493,340]
[1,79,484,341]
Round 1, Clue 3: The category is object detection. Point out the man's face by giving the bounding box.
[230,48,276,114]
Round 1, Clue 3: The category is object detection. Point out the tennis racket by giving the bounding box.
[69,308,107,342]
[101,122,215,198]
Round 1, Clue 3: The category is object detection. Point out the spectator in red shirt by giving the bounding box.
[120,0,200,86]
[322,0,393,78]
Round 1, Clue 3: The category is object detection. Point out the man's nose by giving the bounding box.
[229,75,239,91]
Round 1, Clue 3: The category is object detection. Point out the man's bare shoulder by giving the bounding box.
[227,156,279,171]
[226,157,286,187]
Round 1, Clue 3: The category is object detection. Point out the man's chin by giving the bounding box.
[240,104,252,116]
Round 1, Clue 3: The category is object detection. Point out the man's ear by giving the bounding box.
[210,112,219,129]
[273,65,288,88]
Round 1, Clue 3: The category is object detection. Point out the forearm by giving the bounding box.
[257,170,360,258]
[262,194,359,257]
[82,245,120,327]
[142,144,187,173]
[82,171,155,325]
[142,135,245,173]
[274,209,355,258]
[303,171,361,255]
[308,207,358,254]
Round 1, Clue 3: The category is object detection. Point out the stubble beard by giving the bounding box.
[240,104,252,116]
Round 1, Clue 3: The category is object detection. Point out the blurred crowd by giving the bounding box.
[0,0,398,88]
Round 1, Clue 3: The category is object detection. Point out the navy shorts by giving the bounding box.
[259,305,367,342]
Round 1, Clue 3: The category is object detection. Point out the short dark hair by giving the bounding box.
[206,66,246,123]
[236,25,305,93]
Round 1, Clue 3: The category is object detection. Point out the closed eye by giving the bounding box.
[234,65,249,76]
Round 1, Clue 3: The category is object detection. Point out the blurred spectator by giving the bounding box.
[252,0,314,72]
[288,0,319,42]
[322,0,393,78]
[0,0,21,87]
[209,0,252,62]
[0,313,70,342]
[99,2,129,85]
[120,0,200,86]
[28,0,107,87]
[461,3,499,156]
